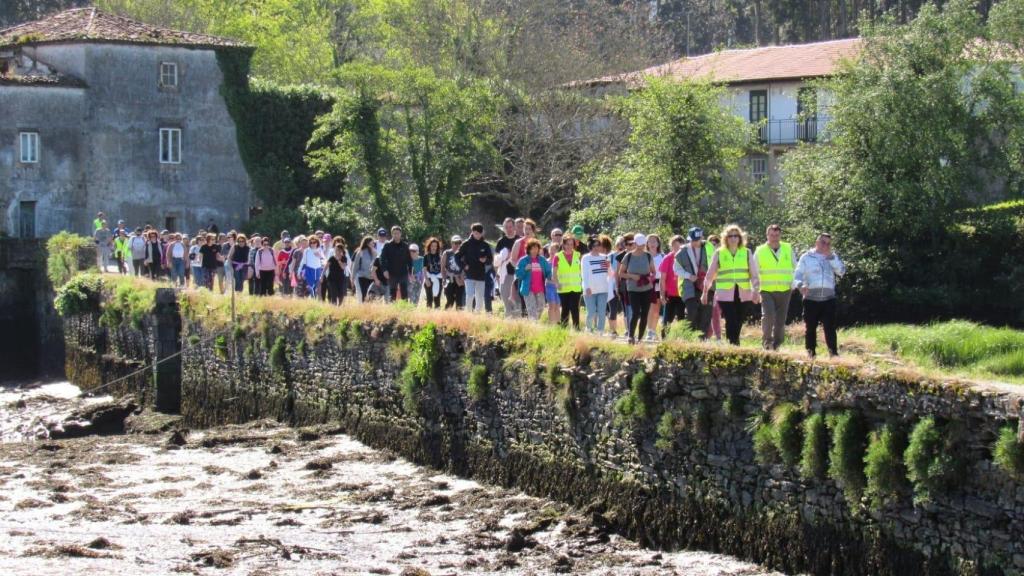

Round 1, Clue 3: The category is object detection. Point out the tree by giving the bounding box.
[572,76,756,234]
[781,0,1024,322]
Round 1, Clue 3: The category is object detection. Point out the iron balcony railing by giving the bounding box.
[753,116,831,145]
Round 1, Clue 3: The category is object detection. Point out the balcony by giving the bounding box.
[754,116,830,146]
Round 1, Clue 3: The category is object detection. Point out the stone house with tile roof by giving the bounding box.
[0,8,253,238]
[570,38,864,186]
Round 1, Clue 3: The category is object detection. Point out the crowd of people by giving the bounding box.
[90,212,846,357]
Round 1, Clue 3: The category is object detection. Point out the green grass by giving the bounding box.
[614,371,653,426]
[467,365,490,401]
[848,321,1024,383]
[993,426,1024,478]
[904,417,965,505]
[800,413,829,480]
[864,425,906,509]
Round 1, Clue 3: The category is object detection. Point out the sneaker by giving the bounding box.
[647,329,656,341]
[627,336,636,345]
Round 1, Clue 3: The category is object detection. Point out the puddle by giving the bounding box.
[0,384,785,575]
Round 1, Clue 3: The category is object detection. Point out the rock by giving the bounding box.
[166,429,189,447]
[305,458,333,471]
[399,568,430,576]
[125,409,182,434]
[48,396,138,439]
[505,528,527,552]
[243,468,262,480]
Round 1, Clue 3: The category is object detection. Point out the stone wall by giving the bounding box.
[65,302,1024,576]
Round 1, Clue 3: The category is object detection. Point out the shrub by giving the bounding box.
[904,417,965,505]
[399,324,438,414]
[467,365,490,401]
[993,426,1024,477]
[864,425,906,509]
[827,411,867,504]
[46,231,93,287]
[54,273,103,316]
[101,281,155,329]
[655,411,678,452]
[752,418,778,465]
[214,335,229,360]
[772,403,803,466]
[614,371,653,426]
[800,413,829,480]
[269,336,288,374]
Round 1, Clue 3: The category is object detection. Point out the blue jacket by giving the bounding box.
[515,255,551,296]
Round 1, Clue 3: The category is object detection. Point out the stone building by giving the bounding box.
[0,8,253,238]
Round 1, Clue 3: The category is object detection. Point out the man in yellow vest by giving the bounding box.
[754,224,797,350]
[93,211,105,232]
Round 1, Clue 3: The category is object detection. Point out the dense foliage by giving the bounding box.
[781,0,1024,324]
[46,232,94,288]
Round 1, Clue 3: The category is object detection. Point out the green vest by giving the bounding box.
[93,218,103,231]
[704,242,714,264]
[715,247,751,291]
[555,251,581,293]
[114,237,129,258]
[754,242,794,293]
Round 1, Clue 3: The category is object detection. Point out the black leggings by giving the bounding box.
[718,299,748,345]
[628,291,652,341]
[804,298,838,355]
[662,295,686,336]
[559,292,581,330]
[357,277,374,300]
[425,285,442,308]
[257,273,275,296]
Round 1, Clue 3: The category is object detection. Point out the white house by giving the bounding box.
[570,38,863,184]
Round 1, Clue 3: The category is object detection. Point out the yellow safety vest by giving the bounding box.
[705,242,714,264]
[715,247,751,292]
[754,242,794,293]
[555,251,582,293]
[93,218,103,231]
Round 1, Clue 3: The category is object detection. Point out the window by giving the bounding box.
[19,132,38,163]
[750,155,768,182]
[159,128,181,164]
[160,62,178,88]
[749,90,768,123]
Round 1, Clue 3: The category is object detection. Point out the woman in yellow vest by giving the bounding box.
[552,234,583,330]
[700,225,761,345]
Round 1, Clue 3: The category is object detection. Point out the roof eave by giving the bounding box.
[0,38,254,52]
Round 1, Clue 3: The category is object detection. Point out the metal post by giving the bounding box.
[230,278,236,325]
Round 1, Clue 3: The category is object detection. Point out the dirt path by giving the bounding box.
[0,385,783,576]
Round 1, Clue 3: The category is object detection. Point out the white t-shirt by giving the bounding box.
[189,245,201,268]
[171,243,185,258]
[581,253,611,295]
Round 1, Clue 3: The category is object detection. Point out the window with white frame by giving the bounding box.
[159,128,181,164]
[750,155,768,182]
[160,62,178,88]
[19,132,39,163]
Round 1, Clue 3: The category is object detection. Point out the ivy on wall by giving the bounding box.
[216,50,344,232]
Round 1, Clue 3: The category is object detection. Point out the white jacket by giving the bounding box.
[794,250,845,301]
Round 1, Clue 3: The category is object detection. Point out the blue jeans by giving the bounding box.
[170,257,185,286]
[192,267,205,289]
[232,266,247,292]
[583,292,608,332]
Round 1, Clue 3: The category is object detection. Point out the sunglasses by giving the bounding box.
[727,234,740,239]
[552,234,563,238]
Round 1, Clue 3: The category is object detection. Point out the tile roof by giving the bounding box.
[0,71,86,88]
[574,38,863,88]
[0,7,249,50]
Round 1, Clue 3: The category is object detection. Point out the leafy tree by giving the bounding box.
[781,0,1024,323]
[572,76,756,234]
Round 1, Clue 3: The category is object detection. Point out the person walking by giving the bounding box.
[515,238,551,320]
[755,224,797,350]
[380,225,413,302]
[795,233,846,358]
[165,233,187,287]
[199,233,221,290]
[442,236,465,310]
[705,234,723,341]
[544,228,563,324]
[143,230,163,280]
[659,235,686,337]
[495,217,520,318]
[254,237,277,296]
[353,236,376,302]
[226,234,250,293]
[553,234,583,330]
[409,243,424,306]
[323,242,348,304]
[299,236,326,298]
[617,233,656,345]
[189,236,204,288]
[581,235,611,334]
[645,234,665,341]
[674,227,712,339]
[422,238,443,309]
[457,223,493,313]
[701,225,761,346]
[129,228,147,276]
[508,219,537,318]
[276,237,294,296]
[113,230,129,275]
[94,220,112,272]
[92,211,105,232]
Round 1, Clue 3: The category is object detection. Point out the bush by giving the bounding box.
[752,418,778,465]
[269,336,288,374]
[101,282,155,329]
[772,403,803,466]
[904,417,965,505]
[399,324,438,414]
[993,426,1024,478]
[214,335,229,360]
[53,273,103,316]
[800,413,829,481]
[614,371,653,426]
[655,411,678,452]
[467,365,490,401]
[46,232,93,287]
[864,425,906,509]
[827,411,867,504]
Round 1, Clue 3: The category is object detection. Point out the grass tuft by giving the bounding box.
[864,424,906,509]
[827,410,867,505]
[904,417,965,505]
[655,411,678,452]
[800,412,829,480]
[399,324,438,415]
[614,371,653,426]
[993,426,1024,478]
[772,403,803,466]
[467,365,490,401]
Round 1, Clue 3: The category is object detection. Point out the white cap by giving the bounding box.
[410,243,420,251]
[634,233,648,246]
[451,235,463,243]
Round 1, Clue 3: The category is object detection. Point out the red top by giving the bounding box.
[659,251,679,298]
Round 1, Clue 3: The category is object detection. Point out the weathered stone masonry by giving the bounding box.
[64,296,1024,576]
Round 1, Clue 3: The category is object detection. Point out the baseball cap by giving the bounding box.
[410,243,420,252]
[451,235,462,243]
[571,224,585,237]
[688,227,704,241]
[634,233,648,246]
[377,228,388,236]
